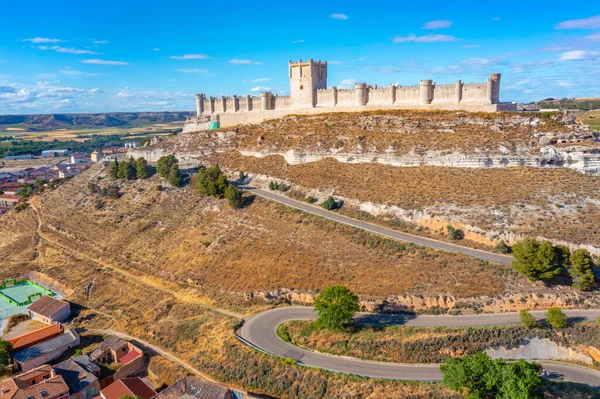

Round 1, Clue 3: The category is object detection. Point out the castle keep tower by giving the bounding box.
[289,59,327,108]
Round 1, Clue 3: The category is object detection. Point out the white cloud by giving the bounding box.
[0,60,6,63]
[329,13,348,20]
[337,79,356,89]
[89,88,104,95]
[291,40,305,44]
[328,60,343,64]
[38,46,99,55]
[422,20,452,29]
[176,68,209,73]
[557,80,574,87]
[82,59,129,65]
[36,81,52,86]
[170,54,210,60]
[392,34,457,43]
[462,44,480,48]
[585,33,600,41]
[22,37,63,43]
[153,48,160,51]
[248,78,270,82]
[59,68,82,76]
[250,86,271,92]
[93,40,110,44]
[36,86,86,98]
[555,15,600,29]
[491,17,501,21]
[230,59,263,65]
[558,50,600,61]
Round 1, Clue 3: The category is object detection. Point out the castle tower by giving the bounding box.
[289,59,327,108]
[487,73,501,104]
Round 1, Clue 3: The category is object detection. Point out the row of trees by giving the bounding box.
[512,237,596,290]
[519,308,568,329]
[109,158,151,181]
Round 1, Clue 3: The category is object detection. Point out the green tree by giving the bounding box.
[545,307,567,329]
[511,238,561,281]
[447,225,457,240]
[224,184,243,208]
[109,159,119,178]
[554,244,571,270]
[135,157,150,179]
[314,285,360,331]
[0,339,11,371]
[568,249,595,291]
[157,154,178,179]
[519,310,537,329]
[441,353,542,399]
[196,165,229,198]
[322,196,337,210]
[117,158,136,180]
[495,240,510,254]
[167,163,182,187]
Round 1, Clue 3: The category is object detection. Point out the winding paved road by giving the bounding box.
[240,185,513,264]
[240,306,600,388]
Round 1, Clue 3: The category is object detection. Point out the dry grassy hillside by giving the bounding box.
[33,164,513,309]
[210,153,600,248]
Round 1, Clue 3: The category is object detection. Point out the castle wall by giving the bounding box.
[462,83,489,103]
[336,89,355,106]
[395,86,420,103]
[432,83,458,104]
[316,88,335,107]
[251,96,262,111]
[367,86,393,105]
[273,95,293,110]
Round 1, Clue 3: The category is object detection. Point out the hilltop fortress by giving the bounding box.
[184,59,516,130]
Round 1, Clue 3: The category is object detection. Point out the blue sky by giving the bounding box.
[0,0,599,114]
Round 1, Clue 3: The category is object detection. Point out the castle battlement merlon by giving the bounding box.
[185,61,514,130]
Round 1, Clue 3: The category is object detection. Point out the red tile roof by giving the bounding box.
[6,324,63,352]
[119,350,141,365]
[101,378,155,399]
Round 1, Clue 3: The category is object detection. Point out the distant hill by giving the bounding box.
[518,98,600,111]
[0,111,195,130]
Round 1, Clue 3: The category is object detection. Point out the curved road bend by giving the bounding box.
[239,186,512,264]
[240,306,600,387]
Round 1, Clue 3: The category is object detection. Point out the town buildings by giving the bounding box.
[27,296,71,324]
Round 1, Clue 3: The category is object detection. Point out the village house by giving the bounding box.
[41,150,69,158]
[27,296,71,324]
[88,336,144,381]
[90,152,102,163]
[0,195,20,209]
[152,377,240,399]
[13,330,80,371]
[70,154,88,164]
[52,355,101,399]
[99,378,155,399]
[6,325,64,352]
[0,365,69,399]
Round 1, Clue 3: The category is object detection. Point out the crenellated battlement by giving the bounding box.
[187,60,514,128]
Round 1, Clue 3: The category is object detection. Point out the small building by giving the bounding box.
[88,336,144,381]
[0,194,20,208]
[152,377,239,399]
[70,154,88,164]
[4,155,35,161]
[123,142,139,149]
[27,296,71,324]
[0,365,70,399]
[90,152,102,163]
[6,324,64,352]
[99,378,156,399]
[53,355,101,399]
[13,330,80,371]
[41,150,69,158]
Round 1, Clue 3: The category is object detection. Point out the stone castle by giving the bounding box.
[184,59,516,130]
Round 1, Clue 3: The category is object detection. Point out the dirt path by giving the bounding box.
[29,200,245,320]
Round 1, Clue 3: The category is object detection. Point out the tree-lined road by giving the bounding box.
[240,185,513,264]
[240,306,600,387]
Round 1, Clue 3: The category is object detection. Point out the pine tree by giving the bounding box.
[135,157,150,179]
[568,249,595,291]
[167,163,182,187]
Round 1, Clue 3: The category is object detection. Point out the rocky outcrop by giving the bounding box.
[487,338,593,364]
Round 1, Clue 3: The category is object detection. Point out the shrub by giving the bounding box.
[314,285,360,331]
[269,181,286,191]
[511,237,561,281]
[224,184,243,209]
[238,171,245,181]
[155,185,162,191]
[322,196,337,210]
[157,154,178,179]
[546,308,567,329]
[167,164,182,187]
[520,310,537,329]
[568,249,595,291]
[495,240,510,254]
[135,157,150,179]
[446,225,457,240]
[87,183,98,194]
[306,196,315,204]
[94,199,104,210]
[196,165,228,198]
[109,160,119,178]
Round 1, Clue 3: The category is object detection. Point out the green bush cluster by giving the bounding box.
[156,155,182,187]
[195,165,228,198]
[268,181,286,191]
[87,183,120,199]
[512,237,595,290]
[322,196,338,210]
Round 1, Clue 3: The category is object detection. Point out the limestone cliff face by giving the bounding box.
[130,112,600,174]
